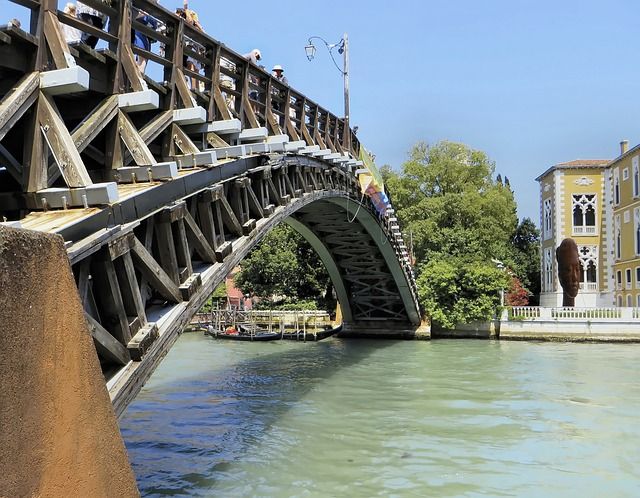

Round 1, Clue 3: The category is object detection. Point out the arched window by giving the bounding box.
[578,246,598,291]
[572,194,597,235]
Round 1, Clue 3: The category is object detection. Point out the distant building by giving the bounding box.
[536,158,610,307]
[607,141,640,307]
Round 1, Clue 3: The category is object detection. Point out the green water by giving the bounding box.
[120,334,640,497]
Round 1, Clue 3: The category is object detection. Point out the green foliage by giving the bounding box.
[385,140,534,327]
[510,218,541,302]
[417,259,508,329]
[199,283,227,312]
[234,224,334,310]
[254,299,319,311]
[384,141,518,264]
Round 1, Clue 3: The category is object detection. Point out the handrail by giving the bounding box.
[1,0,361,184]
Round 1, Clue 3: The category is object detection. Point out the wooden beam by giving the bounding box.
[130,237,183,303]
[71,95,119,152]
[245,181,265,218]
[90,254,132,345]
[0,143,22,183]
[85,312,131,366]
[171,124,199,155]
[0,72,39,142]
[139,110,173,143]
[38,93,93,187]
[218,195,243,236]
[174,218,193,279]
[205,131,229,148]
[25,97,47,192]
[118,110,156,166]
[155,220,180,284]
[175,68,195,109]
[183,209,217,263]
[115,251,147,328]
[213,84,233,120]
[43,10,71,69]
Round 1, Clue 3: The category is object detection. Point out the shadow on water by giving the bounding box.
[120,336,397,496]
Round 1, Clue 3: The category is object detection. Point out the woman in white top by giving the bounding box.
[62,3,82,44]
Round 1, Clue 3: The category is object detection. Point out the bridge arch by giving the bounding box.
[0,0,423,416]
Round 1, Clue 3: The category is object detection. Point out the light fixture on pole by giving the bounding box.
[304,34,350,151]
[492,258,506,306]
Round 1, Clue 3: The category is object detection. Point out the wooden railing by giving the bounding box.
[3,0,360,156]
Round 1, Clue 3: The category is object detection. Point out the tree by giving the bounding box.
[510,218,541,303]
[417,260,508,329]
[384,141,518,265]
[384,141,521,326]
[505,275,530,306]
[234,224,333,309]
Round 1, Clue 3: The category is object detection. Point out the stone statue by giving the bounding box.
[556,238,580,307]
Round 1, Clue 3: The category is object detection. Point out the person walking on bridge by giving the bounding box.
[76,1,108,48]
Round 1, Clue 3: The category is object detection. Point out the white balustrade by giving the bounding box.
[505,306,640,321]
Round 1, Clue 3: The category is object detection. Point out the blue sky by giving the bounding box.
[5,0,639,223]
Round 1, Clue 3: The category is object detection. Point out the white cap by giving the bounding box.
[272,64,283,72]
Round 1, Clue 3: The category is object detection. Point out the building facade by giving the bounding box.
[536,159,611,307]
[608,143,640,308]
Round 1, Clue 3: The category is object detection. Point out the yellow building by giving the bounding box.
[607,142,640,308]
[536,159,610,307]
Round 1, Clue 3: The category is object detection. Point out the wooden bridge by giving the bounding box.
[0,0,423,416]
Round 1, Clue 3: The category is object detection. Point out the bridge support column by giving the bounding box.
[339,321,431,340]
[0,226,139,497]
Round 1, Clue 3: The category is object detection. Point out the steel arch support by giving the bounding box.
[327,198,421,325]
[284,217,353,322]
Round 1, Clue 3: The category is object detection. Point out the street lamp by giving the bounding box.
[304,34,350,151]
[492,258,506,306]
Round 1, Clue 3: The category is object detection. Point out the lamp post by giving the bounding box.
[304,34,350,152]
[492,258,506,306]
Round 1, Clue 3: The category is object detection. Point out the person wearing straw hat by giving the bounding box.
[271,64,288,86]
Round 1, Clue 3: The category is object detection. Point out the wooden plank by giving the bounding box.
[218,195,243,236]
[171,124,199,155]
[39,93,93,187]
[85,312,131,366]
[90,254,132,345]
[266,177,284,206]
[266,108,282,136]
[0,72,39,142]
[116,251,147,327]
[213,84,233,120]
[118,110,157,166]
[155,220,180,284]
[245,181,265,218]
[197,199,218,249]
[205,131,229,148]
[71,96,119,152]
[25,97,47,192]
[55,12,119,44]
[183,209,217,263]
[284,89,300,141]
[43,10,71,69]
[0,143,22,183]
[76,258,91,309]
[130,237,182,303]
[174,218,193,279]
[175,68,195,109]
[139,110,173,143]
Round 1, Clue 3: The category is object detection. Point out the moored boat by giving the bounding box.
[204,325,282,341]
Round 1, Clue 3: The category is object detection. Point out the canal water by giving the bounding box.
[120,333,640,497]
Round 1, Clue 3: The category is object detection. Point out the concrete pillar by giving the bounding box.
[0,226,139,497]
